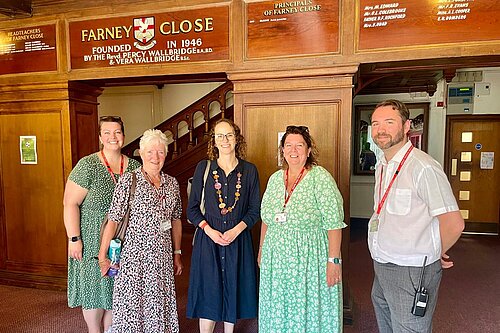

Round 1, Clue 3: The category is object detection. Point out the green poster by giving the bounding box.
[20,136,37,164]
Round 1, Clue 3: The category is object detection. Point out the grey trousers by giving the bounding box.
[371,260,442,333]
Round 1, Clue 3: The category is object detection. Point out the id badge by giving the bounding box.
[275,212,287,224]
[161,218,171,232]
[369,216,379,233]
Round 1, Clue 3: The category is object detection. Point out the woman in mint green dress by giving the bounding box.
[63,116,141,333]
[258,125,346,333]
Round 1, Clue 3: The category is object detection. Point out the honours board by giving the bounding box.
[247,0,339,59]
[358,0,500,50]
[0,25,57,75]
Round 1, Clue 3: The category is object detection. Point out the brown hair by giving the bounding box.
[207,119,247,160]
[280,125,319,170]
[99,116,124,135]
[374,99,410,124]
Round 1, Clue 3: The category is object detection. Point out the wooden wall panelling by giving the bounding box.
[0,80,71,289]
[68,82,103,166]
[0,111,67,289]
[229,68,356,322]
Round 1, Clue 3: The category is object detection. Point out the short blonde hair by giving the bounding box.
[139,129,168,153]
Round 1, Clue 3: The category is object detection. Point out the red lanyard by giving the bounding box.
[101,150,124,184]
[283,167,306,211]
[376,145,414,215]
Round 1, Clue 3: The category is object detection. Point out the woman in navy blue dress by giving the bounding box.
[187,119,260,333]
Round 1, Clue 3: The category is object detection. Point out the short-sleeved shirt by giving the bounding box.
[368,141,459,266]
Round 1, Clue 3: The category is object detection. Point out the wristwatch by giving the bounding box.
[328,257,342,265]
[68,235,82,242]
[173,249,182,255]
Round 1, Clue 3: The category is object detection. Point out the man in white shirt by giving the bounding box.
[368,99,464,333]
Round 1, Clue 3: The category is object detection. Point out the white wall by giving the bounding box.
[160,82,224,121]
[350,67,500,218]
[98,86,159,145]
[98,82,225,145]
[455,68,500,115]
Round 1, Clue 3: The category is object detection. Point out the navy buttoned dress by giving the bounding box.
[186,159,260,324]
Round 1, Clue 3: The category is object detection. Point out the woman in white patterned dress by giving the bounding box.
[98,129,183,333]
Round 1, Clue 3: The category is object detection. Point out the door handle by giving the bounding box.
[451,158,457,176]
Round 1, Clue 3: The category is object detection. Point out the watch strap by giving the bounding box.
[328,257,342,265]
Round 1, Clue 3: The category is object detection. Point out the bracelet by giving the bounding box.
[199,221,208,230]
[173,249,182,255]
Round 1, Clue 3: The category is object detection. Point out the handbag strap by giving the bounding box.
[199,160,211,214]
[129,172,137,203]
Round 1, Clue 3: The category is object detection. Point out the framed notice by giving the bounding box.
[358,0,500,51]
[0,25,57,75]
[20,136,38,165]
[69,6,229,69]
[247,0,340,58]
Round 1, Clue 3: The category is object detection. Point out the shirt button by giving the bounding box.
[222,256,225,260]
[225,183,227,186]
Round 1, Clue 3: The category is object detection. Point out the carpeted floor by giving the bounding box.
[0,226,499,332]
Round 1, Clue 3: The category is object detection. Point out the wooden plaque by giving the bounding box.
[247,0,340,59]
[358,0,500,50]
[69,6,230,69]
[0,25,57,75]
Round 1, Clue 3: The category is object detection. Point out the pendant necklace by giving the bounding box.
[101,150,124,184]
[143,168,165,208]
[213,170,242,215]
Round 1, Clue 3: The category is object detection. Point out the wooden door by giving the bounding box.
[445,115,500,234]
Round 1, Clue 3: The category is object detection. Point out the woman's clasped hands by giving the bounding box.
[204,224,244,246]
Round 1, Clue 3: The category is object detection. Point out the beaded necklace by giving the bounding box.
[213,170,242,215]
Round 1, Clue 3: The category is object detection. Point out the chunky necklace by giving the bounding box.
[213,170,242,215]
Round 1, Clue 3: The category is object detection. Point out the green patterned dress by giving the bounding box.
[259,166,346,333]
[67,153,141,310]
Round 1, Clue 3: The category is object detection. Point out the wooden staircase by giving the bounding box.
[121,81,234,229]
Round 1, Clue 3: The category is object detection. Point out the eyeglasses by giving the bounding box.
[213,133,236,141]
[286,125,309,133]
[99,116,122,122]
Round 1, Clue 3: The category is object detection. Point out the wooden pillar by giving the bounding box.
[228,65,358,322]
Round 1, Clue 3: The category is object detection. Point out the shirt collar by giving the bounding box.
[386,140,414,165]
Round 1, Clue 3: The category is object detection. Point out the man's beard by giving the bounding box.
[373,128,405,150]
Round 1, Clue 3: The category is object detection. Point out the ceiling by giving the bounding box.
[0,0,32,18]
[356,55,500,96]
[2,2,500,96]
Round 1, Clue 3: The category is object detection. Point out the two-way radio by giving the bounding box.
[411,256,429,317]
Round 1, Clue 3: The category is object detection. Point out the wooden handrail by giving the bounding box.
[122,81,233,162]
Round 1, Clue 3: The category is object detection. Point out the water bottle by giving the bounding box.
[107,239,121,277]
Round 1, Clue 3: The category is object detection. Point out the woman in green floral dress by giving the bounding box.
[63,116,141,333]
[258,125,347,333]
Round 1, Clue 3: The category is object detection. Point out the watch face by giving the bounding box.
[70,236,80,242]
